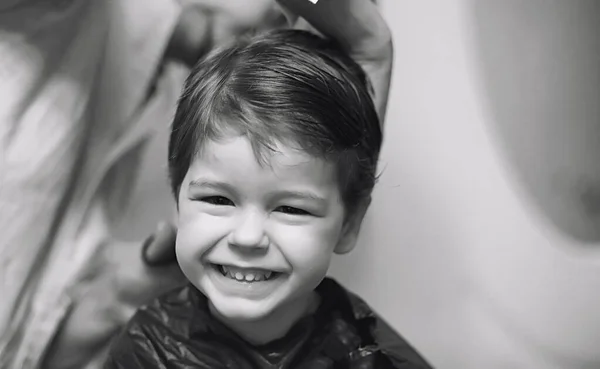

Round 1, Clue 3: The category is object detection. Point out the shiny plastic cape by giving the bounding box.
[104,278,433,368]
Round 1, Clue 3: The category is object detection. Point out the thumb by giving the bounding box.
[142,222,178,267]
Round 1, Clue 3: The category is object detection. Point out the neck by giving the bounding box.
[209,292,320,346]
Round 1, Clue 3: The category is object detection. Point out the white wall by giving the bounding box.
[328,1,600,368]
[118,2,600,368]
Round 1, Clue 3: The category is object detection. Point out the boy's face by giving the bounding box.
[176,134,363,322]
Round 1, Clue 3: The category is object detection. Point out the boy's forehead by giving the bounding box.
[198,136,312,166]
[190,136,338,186]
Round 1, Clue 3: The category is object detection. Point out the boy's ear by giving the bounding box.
[334,196,372,255]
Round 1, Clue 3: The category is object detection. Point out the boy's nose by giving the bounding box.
[228,210,269,250]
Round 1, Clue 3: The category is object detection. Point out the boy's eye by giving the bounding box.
[275,206,311,216]
[201,196,234,206]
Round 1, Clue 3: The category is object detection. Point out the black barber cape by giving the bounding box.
[104,277,433,369]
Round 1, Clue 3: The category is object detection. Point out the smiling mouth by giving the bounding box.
[213,264,281,282]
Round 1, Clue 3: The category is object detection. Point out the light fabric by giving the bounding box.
[0,0,181,367]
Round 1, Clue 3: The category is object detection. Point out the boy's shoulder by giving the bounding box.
[104,284,215,368]
[118,284,204,334]
[317,278,433,369]
[104,280,433,369]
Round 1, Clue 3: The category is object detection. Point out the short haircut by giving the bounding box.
[168,29,382,216]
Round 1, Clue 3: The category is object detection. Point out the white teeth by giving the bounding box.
[220,265,274,282]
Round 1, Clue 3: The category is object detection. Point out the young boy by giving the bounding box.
[105,29,431,369]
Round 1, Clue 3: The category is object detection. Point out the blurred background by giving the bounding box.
[115,1,600,368]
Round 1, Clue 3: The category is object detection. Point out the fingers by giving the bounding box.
[141,222,178,267]
[167,7,212,66]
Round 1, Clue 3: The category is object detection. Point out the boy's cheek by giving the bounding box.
[176,198,196,224]
[176,212,233,254]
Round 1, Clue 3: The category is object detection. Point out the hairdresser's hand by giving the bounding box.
[42,222,184,369]
[167,0,287,66]
[184,0,288,42]
[278,0,393,122]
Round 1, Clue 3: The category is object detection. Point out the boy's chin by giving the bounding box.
[208,297,275,323]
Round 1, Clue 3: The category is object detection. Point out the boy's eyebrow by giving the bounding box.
[188,179,327,203]
[273,190,327,203]
[188,179,236,193]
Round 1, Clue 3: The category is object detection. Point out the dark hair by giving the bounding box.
[168,29,382,215]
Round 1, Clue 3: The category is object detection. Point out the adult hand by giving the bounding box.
[168,0,393,123]
[42,222,185,369]
[167,0,287,66]
[278,0,393,122]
